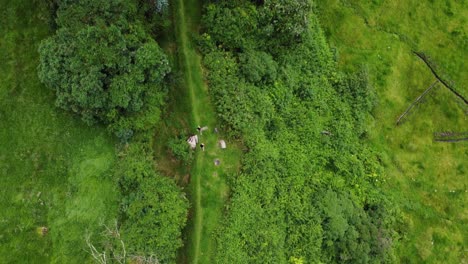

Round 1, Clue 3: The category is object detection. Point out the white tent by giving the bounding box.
[219,140,226,149]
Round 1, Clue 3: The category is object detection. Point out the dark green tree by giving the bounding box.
[38,0,170,138]
[259,0,312,46]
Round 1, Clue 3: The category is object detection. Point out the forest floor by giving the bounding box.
[315,0,467,262]
[164,0,243,263]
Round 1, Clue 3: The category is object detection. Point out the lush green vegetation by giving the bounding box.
[169,0,243,262]
[0,1,117,262]
[3,0,465,263]
[116,136,188,263]
[38,0,170,140]
[198,1,399,263]
[37,1,189,262]
[2,0,188,263]
[315,1,467,262]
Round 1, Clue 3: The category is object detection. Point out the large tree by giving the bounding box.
[38,0,170,138]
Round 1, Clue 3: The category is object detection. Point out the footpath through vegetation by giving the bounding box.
[173,0,242,263]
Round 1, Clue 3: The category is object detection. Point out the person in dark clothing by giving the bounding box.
[200,143,205,151]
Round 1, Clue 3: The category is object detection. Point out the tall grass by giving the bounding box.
[0,1,118,262]
[315,0,467,262]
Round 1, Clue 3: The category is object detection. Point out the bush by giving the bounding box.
[239,50,277,84]
[167,135,193,165]
[116,141,188,263]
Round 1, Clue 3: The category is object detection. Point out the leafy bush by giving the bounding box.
[239,50,277,84]
[116,140,188,263]
[259,0,313,47]
[167,135,193,165]
[202,2,259,51]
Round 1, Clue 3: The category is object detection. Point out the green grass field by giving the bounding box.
[315,0,467,262]
[0,1,118,262]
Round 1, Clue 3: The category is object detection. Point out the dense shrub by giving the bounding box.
[200,1,398,263]
[167,134,194,165]
[239,50,277,84]
[116,139,188,263]
[259,0,313,47]
[202,2,259,50]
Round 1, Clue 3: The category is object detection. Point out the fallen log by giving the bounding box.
[434,138,468,142]
[396,80,439,125]
[413,51,468,105]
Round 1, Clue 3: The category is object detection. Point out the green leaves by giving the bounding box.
[200,1,398,263]
[38,0,170,139]
[122,174,188,263]
[260,0,312,46]
[239,50,277,84]
[203,2,259,50]
[116,141,188,263]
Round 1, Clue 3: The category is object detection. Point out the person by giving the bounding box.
[200,143,205,151]
[197,126,201,134]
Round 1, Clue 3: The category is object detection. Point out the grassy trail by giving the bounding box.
[172,0,242,263]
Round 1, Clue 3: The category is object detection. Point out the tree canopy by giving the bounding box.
[38,0,170,139]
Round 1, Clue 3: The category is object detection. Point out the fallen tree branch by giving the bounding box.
[434,131,468,142]
[434,138,468,142]
[413,51,468,105]
[86,235,107,264]
[396,80,439,125]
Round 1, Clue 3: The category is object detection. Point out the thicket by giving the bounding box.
[200,1,398,263]
[38,1,188,263]
[116,134,188,263]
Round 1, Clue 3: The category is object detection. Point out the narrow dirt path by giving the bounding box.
[173,0,242,263]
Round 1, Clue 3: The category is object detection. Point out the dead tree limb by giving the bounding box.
[86,235,107,264]
[129,254,160,264]
[396,80,439,125]
[86,221,126,264]
[434,131,468,142]
[413,51,468,105]
[434,138,468,142]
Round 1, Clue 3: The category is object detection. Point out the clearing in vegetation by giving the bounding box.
[171,0,242,263]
